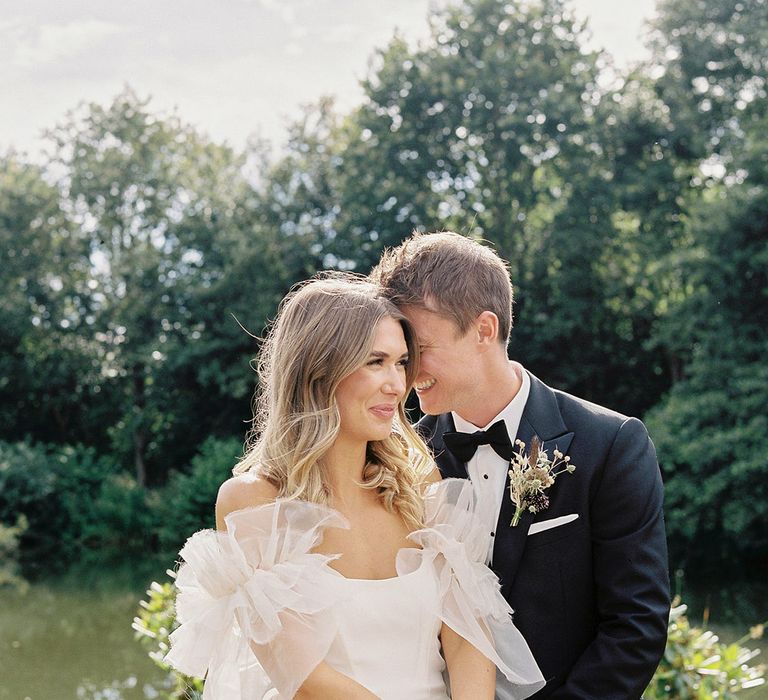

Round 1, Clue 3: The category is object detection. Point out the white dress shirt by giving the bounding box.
[451,362,530,565]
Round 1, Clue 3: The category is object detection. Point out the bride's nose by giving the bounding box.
[383,367,406,396]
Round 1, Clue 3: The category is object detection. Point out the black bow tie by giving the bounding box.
[442,420,513,463]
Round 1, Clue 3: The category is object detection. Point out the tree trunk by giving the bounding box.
[132,364,147,486]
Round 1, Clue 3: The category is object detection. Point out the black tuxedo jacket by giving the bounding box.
[418,371,670,699]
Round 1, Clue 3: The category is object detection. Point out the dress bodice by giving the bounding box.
[324,562,449,700]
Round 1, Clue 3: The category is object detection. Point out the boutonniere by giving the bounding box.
[508,436,575,526]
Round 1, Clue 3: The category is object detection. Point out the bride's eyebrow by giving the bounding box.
[369,350,410,359]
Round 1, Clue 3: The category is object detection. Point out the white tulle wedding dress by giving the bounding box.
[164,479,544,699]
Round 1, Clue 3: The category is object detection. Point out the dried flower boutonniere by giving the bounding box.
[508,436,575,526]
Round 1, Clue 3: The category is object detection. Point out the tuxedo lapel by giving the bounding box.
[492,414,537,596]
[492,373,575,599]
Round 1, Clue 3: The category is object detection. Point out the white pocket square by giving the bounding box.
[528,513,579,535]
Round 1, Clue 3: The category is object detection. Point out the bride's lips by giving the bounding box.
[370,404,397,418]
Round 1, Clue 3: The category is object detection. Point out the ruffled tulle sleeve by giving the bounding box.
[164,500,349,700]
[397,479,546,700]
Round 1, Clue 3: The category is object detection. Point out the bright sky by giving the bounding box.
[1,0,658,159]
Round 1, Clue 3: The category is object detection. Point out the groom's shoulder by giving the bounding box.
[538,375,635,431]
[415,411,439,435]
[415,412,445,446]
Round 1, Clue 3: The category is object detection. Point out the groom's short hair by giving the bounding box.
[371,231,513,344]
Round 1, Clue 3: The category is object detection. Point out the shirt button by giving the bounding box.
[490,531,495,537]
[483,474,489,479]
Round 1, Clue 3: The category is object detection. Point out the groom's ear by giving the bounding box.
[475,311,499,348]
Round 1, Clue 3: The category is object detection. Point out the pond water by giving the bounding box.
[1,567,766,699]
[0,566,167,700]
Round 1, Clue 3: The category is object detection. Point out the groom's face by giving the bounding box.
[400,305,480,416]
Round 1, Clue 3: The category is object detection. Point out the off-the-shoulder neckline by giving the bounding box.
[221,497,430,582]
[327,555,426,584]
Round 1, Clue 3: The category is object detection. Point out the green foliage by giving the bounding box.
[0,436,239,576]
[133,574,203,699]
[0,440,156,572]
[646,603,766,699]
[155,436,242,557]
[0,155,103,447]
[83,472,158,557]
[0,514,28,592]
[645,94,768,572]
[648,0,768,163]
[0,441,102,566]
[344,0,602,256]
[647,358,768,571]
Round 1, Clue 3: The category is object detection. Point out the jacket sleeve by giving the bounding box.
[552,417,670,699]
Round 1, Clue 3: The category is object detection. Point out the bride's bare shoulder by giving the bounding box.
[215,472,279,530]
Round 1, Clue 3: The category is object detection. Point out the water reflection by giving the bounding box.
[0,563,168,700]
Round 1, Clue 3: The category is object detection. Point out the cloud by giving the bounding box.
[13,19,124,68]
[256,0,297,23]
[253,0,308,39]
[320,23,360,45]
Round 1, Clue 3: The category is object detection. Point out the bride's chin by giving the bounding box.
[366,425,394,442]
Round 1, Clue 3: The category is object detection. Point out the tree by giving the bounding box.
[340,0,603,260]
[646,181,768,572]
[0,154,108,445]
[648,0,768,166]
[46,89,252,484]
[644,0,768,573]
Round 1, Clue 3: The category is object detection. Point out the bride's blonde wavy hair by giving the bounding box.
[234,272,433,529]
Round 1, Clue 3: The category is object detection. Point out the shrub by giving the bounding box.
[646,601,766,699]
[0,440,122,572]
[133,571,203,700]
[0,514,28,592]
[80,472,158,560]
[646,360,768,574]
[0,436,241,575]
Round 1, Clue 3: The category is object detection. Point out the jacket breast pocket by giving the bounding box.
[525,517,586,550]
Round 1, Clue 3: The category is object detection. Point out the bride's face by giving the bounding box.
[335,316,409,445]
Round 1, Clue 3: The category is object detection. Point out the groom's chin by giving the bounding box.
[416,398,442,416]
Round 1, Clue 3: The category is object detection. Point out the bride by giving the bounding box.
[164,273,544,699]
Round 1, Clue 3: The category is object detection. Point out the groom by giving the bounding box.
[372,232,670,699]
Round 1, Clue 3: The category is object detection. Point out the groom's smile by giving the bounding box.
[415,378,436,392]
